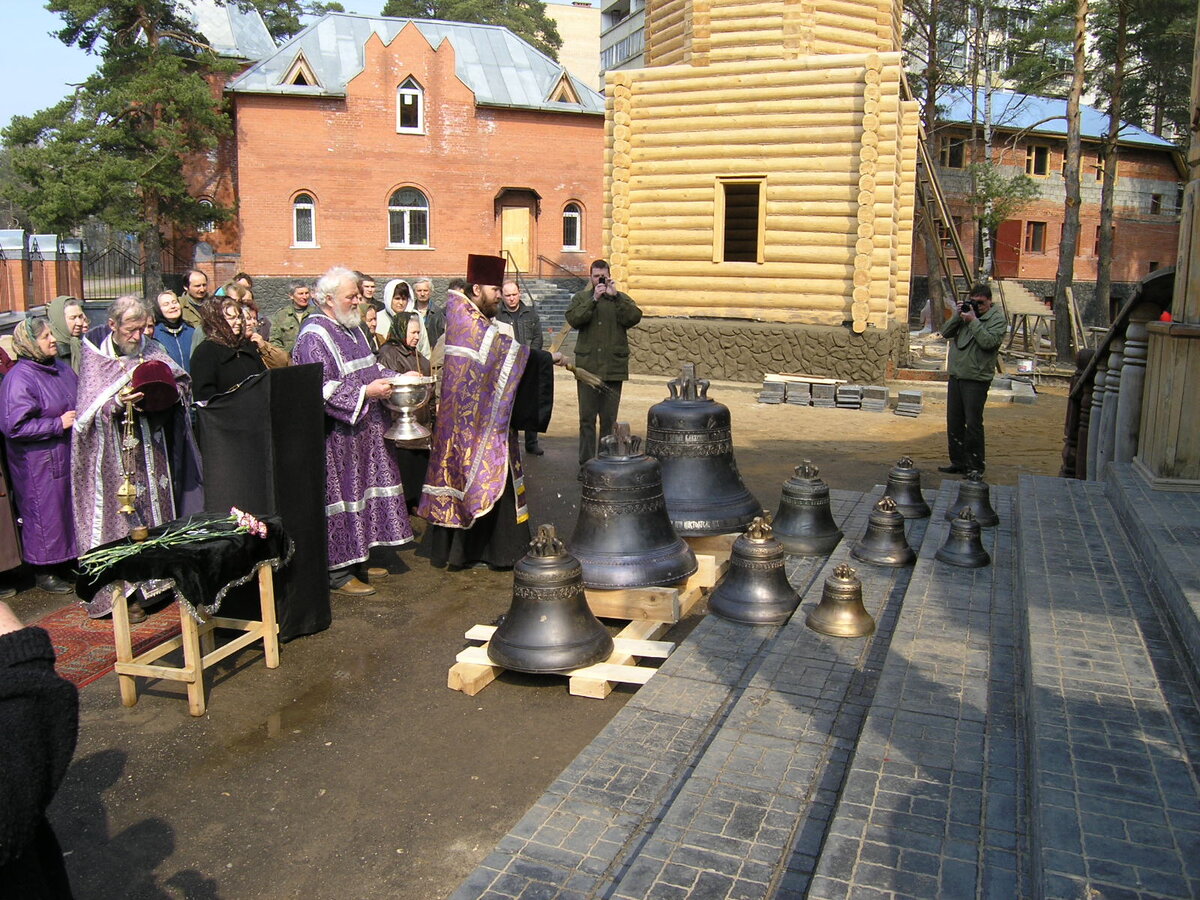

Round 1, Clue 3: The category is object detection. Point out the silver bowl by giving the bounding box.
[383,376,436,442]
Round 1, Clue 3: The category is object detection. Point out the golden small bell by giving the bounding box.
[806,564,875,638]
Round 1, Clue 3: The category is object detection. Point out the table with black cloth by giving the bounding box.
[77,513,293,716]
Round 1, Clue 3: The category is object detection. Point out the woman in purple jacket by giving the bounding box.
[0,318,79,593]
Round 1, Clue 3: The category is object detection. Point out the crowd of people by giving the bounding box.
[0,257,630,611]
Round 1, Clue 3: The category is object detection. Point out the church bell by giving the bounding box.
[772,460,843,556]
[646,363,761,536]
[567,423,698,589]
[935,509,991,568]
[851,496,916,567]
[944,471,999,527]
[707,517,801,626]
[806,564,875,638]
[881,457,931,519]
[488,525,614,674]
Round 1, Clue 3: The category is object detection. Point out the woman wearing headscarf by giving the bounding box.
[0,317,79,592]
[377,310,432,511]
[376,279,411,346]
[152,290,196,372]
[190,297,266,402]
[46,296,89,373]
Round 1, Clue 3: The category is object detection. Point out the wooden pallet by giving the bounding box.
[447,552,724,698]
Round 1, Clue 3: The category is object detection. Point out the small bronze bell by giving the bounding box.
[935,509,991,568]
[944,471,999,528]
[488,525,614,674]
[806,564,875,638]
[708,516,801,626]
[567,423,698,589]
[882,457,931,519]
[773,460,843,557]
[851,496,916,567]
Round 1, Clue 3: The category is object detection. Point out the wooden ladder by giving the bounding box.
[914,138,973,308]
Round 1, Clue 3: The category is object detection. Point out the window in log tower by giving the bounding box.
[715,178,765,264]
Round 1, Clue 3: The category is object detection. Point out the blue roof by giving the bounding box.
[227,13,603,116]
[939,87,1177,150]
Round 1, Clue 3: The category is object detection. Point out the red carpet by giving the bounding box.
[33,603,181,688]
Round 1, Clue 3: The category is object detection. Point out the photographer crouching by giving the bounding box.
[938,283,1007,476]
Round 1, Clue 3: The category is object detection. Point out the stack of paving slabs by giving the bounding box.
[811,383,838,408]
[835,384,863,409]
[861,385,888,412]
[786,381,811,406]
[757,380,786,404]
[894,389,924,417]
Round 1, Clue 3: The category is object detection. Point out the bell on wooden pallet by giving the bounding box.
[881,456,931,519]
[935,508,991,568]
[850,496,916,567]
[488,525,614,674]
[806,564,875,638]
[567,423,697,589]
[773,460,843,556]
[646,363,761,536]
[708,516,801,626]
[944,471,999,528]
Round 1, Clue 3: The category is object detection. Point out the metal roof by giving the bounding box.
[227,13,604,115]
[939,87,1177,151]
[179,0,276,61]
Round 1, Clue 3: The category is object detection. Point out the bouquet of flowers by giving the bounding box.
[79,508,269,578]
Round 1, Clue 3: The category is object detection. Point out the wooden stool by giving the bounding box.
[110,563,280,716]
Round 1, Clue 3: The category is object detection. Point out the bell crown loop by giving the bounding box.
[600,422,643,458]
[965,470,984,483]
[794,459,820,479]
[955,508,977,524]
[876,496,899,514]
[529,524,565,558]
[745,515,773,542]
[895,456,915,470]
[833,562,856,582]
[666,363,711,402]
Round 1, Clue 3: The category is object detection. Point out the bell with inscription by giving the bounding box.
[935,509,991,568]
[488,525,614,674]
[708,517,801,626]
[772,460,843,556]
[944,471,999,528]
[806,564,875,638]
[881,457,931,519]
[567,423,698,589]
[851,496,916,567]
[645,363,761,536]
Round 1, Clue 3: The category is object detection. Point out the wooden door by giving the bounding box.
[501,206,532,272]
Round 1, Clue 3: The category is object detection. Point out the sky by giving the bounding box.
[0,0,594,134]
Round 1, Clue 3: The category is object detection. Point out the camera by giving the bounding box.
[959,298,981,315]
[597,276,610,286]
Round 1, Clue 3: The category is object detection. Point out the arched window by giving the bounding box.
[396,77,425,133]
[562,202,583,251]
[293,193,316,247]
[388,188,429,247]
[198,198,215,234]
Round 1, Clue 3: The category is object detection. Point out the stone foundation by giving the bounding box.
[628,318,909,384]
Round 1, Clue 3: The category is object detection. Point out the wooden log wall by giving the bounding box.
[606,52,916,328]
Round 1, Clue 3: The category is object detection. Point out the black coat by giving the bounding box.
[494,303,544,349]
[190,340,267,402]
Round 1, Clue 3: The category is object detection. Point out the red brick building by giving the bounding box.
[916,89,1185,317]
[201,13,604,280]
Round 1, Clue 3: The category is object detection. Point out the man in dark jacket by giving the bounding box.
[0,601,79,897]
[564,259,642,466]
[939,283,1007,475]
[495,279,546,455]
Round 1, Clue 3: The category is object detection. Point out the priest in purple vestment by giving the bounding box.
[292,266,413,596]
[419,255,560,570]
[72,296,204,618]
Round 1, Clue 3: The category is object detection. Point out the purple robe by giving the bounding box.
[419,293,530,529]
[72,335,204,615]
[0,358,79,564]
[292,312,413,568]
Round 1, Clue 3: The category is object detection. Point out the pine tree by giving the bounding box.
[380,0,563,60]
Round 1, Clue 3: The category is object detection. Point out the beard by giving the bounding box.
[331,306,362,330]
[114,336,143,357]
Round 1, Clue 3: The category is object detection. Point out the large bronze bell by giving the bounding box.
[944,471,999,527]
[708,517,801,626]
[851,496,916,567]
[567,423,698,589]
[935,509,991,568]
[881,457,931,519]
[488,525,614,674]
[806,564,875,638]
[773,460,843,556]
[646,363,761,536]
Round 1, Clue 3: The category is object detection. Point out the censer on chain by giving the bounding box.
[116,385,149,542]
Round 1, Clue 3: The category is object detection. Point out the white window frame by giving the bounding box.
[562,202,583,251]
[396,77,425,134]
[293,193,317,248]
[198,198,215,234]
[388,188,430,248]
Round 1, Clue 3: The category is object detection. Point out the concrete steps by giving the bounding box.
[524,277,584,336]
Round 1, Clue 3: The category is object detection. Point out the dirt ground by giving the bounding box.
[29,368,1068,900]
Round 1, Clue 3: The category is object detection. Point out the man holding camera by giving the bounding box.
[565,259,643,466]
[938,283,1007,475]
